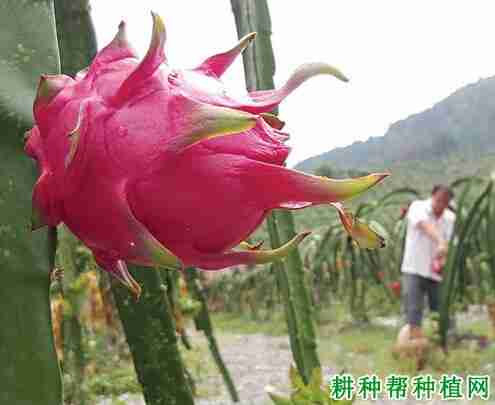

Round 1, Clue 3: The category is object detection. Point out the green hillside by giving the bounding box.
[295,76,495,186]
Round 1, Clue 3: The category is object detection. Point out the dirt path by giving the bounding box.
[195,333,296,405]
[97,333,293,405]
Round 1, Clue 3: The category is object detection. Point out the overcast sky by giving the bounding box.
[91,1,495,167]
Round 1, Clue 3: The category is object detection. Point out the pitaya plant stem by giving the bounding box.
[365,249,394,302]
[57,225,87,404]
[273,212,321,379]
[267,217,306,377]
[0,1,62,403]
[488,190,495,289]
[52,7,94,403]
[54,0,97,77]
[230,0,321,384]
[97,272,120,346]
[111,266,195,405]
[439,180,493,349]
[311,224,338,310]
[163,269,192,350]
[185,267,240,403]
[231,0,276,98]
[346,241,357,320]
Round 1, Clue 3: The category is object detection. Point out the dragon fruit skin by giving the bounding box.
[25,13,388,297]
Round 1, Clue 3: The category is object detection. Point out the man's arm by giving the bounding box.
[417,221,448,254]
[407,201,448,254]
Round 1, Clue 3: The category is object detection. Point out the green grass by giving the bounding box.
[465,318,494,337]
[83,365,141,398]
[319,318,494,381]
[211,310,289,336]
[181,340,223,399]
[319,322,405,378]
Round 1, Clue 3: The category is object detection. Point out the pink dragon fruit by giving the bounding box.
[25,13,388,298]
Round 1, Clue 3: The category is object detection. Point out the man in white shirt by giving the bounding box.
[401,185,455,339]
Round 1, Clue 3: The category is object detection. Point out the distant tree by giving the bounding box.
[347,168,370,178]
[315,164,336,178]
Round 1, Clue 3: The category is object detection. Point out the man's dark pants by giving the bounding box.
[402,273,440,326]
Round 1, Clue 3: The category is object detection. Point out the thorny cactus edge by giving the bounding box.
[25,13,388,298]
